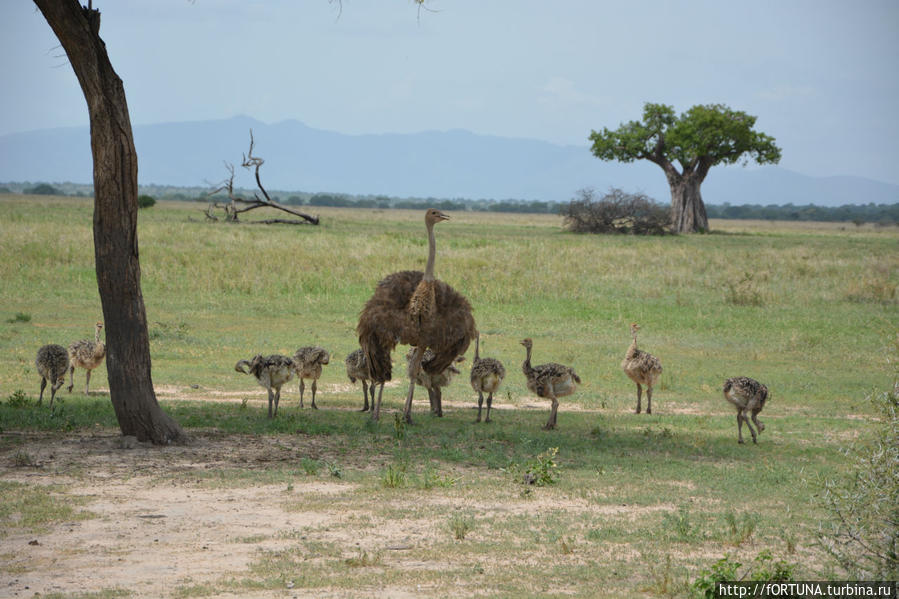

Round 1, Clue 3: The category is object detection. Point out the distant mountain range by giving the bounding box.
[1,115,897,206]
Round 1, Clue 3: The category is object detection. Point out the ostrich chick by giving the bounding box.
[470,332,505,423]
[67,322,106,394]
[723,376,769,444]
[293,346,330,409]
[345,348,378,412]
[621,323,663,414]
[36,344,70,409]
[235,354,296,418]
[405,347,465,417]
[520,338,580,430]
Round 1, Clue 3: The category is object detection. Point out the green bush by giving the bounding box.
[691,551,796,598]
[137,194,157,209]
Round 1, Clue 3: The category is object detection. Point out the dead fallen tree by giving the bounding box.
[205,130,319,225]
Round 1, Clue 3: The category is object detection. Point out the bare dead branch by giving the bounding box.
[204,130,319,225]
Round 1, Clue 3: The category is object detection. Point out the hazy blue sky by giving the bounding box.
[3,1,898,184]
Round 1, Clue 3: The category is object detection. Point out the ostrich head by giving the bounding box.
[630,323,640,337]
[316,348,331,365]
[519,338,533,350]
[425,208,450,227]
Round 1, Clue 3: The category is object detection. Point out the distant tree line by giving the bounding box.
[706,202,899,225]
[2,180,897,224]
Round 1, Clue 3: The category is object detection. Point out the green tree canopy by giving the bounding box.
[590,103,781,232]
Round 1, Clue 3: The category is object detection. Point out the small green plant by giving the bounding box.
[691,551,797,598]
[13,450,36,468]
[6,312,31,324]
[506,447,561,487]
[344,549,381,567]
[723,511,758,546]
[750,549,796,582]
[392,413,406,441]
[691,555,741,599]
[325,461,342,479]
[664,505,700,541]
[449,513,475,541]
[381,463,407,488]
[300,458,321,476]
[416,463,458,489]
[6,390,31,408]
[644,553,689,598]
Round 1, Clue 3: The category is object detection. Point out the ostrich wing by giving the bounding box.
[357,270,423,382]
[419,280,476,376]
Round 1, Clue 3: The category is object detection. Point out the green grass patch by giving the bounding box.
[0,198,896,596]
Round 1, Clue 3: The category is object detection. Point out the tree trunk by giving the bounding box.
[669,175,709,233]
[35,0,186,444]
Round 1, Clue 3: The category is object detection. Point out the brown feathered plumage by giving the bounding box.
[723,376,769,444]
[356,209,476,423]
[359,270,475,382]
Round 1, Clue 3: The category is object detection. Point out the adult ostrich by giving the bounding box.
[357,208,476,424]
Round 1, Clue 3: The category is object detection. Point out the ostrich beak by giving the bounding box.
[436,211,450,221]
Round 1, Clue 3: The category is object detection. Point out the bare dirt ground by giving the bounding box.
[2,431,363,598]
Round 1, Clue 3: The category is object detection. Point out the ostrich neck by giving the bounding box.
[423,222,437,282]
[626,336,638,359]
[522,346,534,375]
[474,336,481,361]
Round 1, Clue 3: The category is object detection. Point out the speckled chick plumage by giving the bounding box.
[292,346,330,409]
[520,338,580,429]
[345,348,378,412]
[470,332,506,423]
[36,343,70,408]
[621,324,662,386]
[293,346,330,379]
[723,376,769,444]
[235,354,296,418]
[67,322,106,394]
[621,323,662,414]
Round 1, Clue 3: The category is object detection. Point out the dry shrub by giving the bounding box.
[817,335,899,579]
[561,188,672,235]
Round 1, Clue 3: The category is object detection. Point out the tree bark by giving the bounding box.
[35,0,186,444]
[669,175,709,233]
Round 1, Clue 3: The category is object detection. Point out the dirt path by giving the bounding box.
[1,433,364,598]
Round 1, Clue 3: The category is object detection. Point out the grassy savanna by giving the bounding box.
[0,195,897,597]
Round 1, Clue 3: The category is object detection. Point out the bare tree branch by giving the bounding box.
[205,130,319,225]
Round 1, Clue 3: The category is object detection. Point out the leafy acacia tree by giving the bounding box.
[589,103,781,233]
[35,0,186,443]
